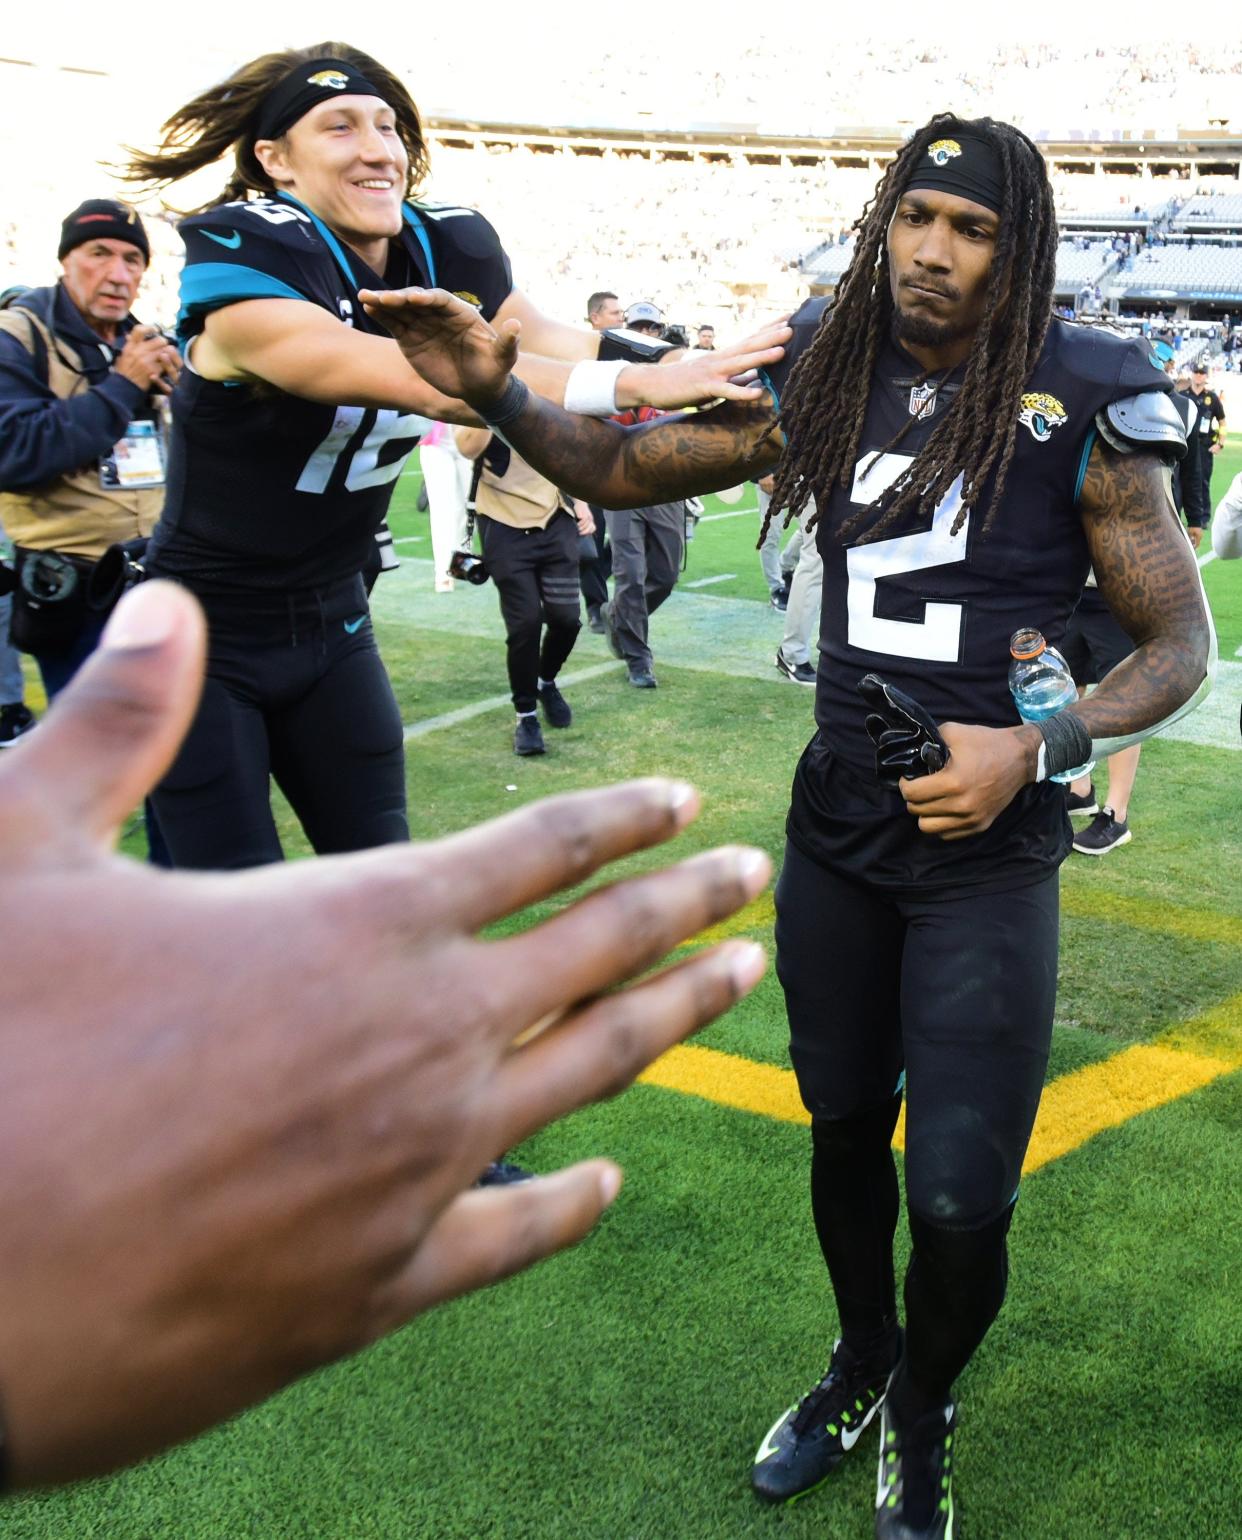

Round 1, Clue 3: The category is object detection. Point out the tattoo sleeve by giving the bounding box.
[1076,438,1211,739]
[491,390,784,508]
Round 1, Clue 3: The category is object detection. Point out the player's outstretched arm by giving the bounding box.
[359,287,785,504]
[1077,438,1212,739]
[0,583,769,1489]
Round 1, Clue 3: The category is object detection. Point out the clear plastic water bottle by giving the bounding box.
[1008,628,1094,784]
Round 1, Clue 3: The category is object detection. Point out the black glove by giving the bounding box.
[858,673,949,788]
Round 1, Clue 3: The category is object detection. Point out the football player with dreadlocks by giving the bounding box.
[359,113,1213,1540]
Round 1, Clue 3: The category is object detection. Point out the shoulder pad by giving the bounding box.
[1048,318,1169,395]
[1095,391,1187,461]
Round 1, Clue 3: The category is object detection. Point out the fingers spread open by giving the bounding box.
[491,940,768,1152]
[3,583,205,850]
[489,844,770,1028]
[416,779,702,932]
[382,1161,622,1319]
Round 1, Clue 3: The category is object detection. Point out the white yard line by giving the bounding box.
[684,573,737,589]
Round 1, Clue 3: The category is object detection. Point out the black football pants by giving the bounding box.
[775,838,1058,1403]
[151,576,407,869]
[479,511,582,713]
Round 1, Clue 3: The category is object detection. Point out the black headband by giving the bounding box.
[256,57,388,142]
[903,130,1006,217]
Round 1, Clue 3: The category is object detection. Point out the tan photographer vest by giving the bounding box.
[0,307,162,560]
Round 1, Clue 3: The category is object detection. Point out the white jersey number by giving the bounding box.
[845,452,969,664]
[296,407,433,495]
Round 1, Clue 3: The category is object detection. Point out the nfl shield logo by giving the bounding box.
[909,383,937,420]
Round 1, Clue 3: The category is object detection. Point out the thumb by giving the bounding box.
[8,581,206,848]
[496,317,521,370]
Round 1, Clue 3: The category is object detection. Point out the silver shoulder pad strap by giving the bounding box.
[1095,391,1187,458]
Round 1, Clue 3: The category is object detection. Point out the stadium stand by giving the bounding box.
[1114,243,1242,301]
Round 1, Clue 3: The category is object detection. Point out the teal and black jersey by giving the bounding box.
[766,308,1175,892]
[148,192,513,593]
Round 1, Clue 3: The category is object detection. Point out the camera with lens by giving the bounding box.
[448,549,489,585]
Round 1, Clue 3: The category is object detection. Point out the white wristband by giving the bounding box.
[563,359,628,417]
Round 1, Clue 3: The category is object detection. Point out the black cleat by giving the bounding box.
[586,605,606,635]
[538,681,572,728]
[874,1398,956,1539]
[752,1339,894,1504]
[1064,780,1098,816]
[627,665,657,689]
[514,715,546,756]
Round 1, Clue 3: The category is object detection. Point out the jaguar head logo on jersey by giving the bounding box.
[1018,392,1068,443]
[307,69,350,89]
[927,139,962,167]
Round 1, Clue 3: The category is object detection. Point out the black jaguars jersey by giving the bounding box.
[148,192,513,593]
[764,302,1174,892]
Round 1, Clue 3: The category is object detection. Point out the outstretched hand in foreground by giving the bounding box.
[0,581,769,1488]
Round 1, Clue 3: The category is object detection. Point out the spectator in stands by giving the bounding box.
[453,424,590,755]
[0,576,770,1488]
[0,200,180,851]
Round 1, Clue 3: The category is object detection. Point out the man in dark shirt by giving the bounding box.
[1179,364,1227,532]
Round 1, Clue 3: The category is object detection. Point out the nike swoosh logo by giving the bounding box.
[344,615,367,634]
[202,229,242,249]
[754,1407,794,1464]
[840,1421,866,1451]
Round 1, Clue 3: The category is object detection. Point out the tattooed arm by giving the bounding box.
[356,285,786,505]
[480,391,785,508]
[900,438,1211,842]
[1074,437,1211,742]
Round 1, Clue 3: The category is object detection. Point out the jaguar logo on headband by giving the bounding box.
[1018,392,1068,443]
[927,139,963,167]
[307,69,350,89]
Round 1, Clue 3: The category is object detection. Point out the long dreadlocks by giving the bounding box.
[762,114,1057,548]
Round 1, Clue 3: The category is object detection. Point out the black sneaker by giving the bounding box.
[0,703,35,748]
[586,605,606,635]
[600,602,624,660]
[770,585,789,612]
[538,681,572,728]
[775,649,816,686]
[752,1339,894,1504]
[1072,807,1131,856]
[627,665,657,689]
[475,1161,534,1186]
[514,715,546,756]
[874,1399,956,1540]
[1064,780,1098,816]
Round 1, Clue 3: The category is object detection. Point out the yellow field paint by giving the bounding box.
[639,996,1241,1174]
[692,885,1242,951]
[1060,887,1242,949]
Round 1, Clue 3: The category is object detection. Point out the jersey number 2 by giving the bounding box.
[296,407,432,495]
[845,453,969,664]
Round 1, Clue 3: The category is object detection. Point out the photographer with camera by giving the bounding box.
[454,425,590,756]
[0,201,179,704]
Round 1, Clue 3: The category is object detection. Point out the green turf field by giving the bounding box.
[11,447,1241,1539]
